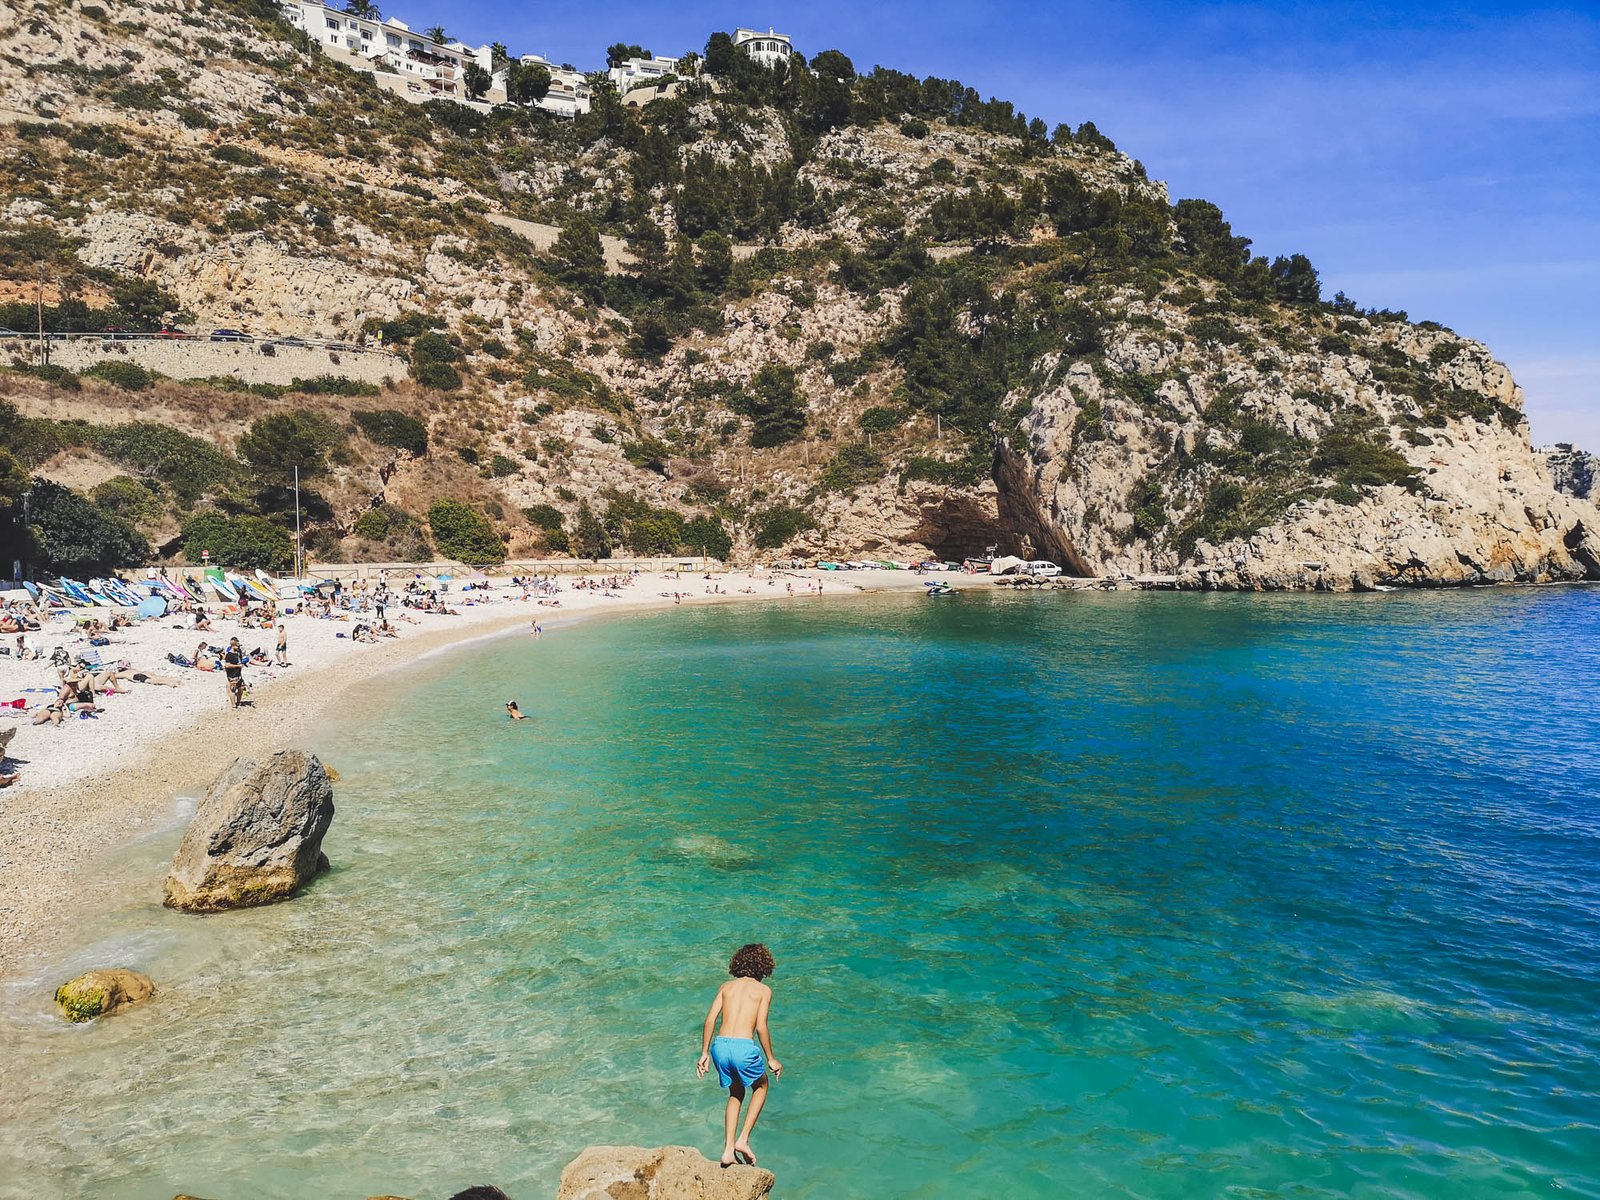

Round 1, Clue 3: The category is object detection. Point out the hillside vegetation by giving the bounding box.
[1,0,1595,586]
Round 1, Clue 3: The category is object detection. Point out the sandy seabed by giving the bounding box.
[0,567,931,977]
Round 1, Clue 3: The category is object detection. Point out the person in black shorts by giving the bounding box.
[223,637,245,708]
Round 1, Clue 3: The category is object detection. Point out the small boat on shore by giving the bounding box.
[925,581,957,596]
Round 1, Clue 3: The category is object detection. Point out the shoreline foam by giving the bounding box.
[0,568,926,976]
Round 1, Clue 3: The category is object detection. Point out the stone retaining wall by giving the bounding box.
[9,337,402,389]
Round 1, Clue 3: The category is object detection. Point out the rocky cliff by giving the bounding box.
[1542,444,1598,502]
[1,0,1595,586]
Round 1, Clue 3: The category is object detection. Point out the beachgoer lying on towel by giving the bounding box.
[130,671,182,687]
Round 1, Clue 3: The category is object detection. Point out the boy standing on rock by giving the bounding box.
[696,943,783,1168]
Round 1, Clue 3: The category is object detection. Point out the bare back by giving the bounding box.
[716,978,770,1039]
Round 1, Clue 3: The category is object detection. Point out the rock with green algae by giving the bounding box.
[54,968,155,1023]
[163,750,335,913]
[559,1146,775,1199]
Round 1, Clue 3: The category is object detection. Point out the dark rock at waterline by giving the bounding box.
[163,750,334,913]
[559,1146,775,1199]
[55,968,155,1022]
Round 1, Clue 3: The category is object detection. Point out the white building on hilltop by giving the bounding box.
[279,0,483,101]
[505,54,592,117]
[608,53,680,98]
[734,28,792,68]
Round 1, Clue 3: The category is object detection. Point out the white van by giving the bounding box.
[1025,560,1062,578]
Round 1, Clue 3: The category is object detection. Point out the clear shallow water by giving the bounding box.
[3,588,1599,1199]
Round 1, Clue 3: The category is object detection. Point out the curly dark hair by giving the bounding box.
[729,943,776,980]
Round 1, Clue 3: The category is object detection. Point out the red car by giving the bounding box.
[157,327,192,339]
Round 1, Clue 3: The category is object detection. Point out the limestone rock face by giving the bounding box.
[163,751,335,913]
[1542,444,1599,501]
[54,968,155,1022]
[558,1146,775,1200]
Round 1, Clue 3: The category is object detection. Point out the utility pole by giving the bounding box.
[293,465,303,581]
[36,264,47,367]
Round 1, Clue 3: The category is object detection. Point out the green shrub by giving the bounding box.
[488,453,519,478]
[95,422,235,502]
[210,143,262,167]
[352,409,429,455]
[816,444,882,493]
[238,411,340,480]
[1311,428,1419,491]
[521,504,566,533]
[683,515,732,559]
[569,500,610,558]
[623,435,671,473]
[751,504,814,549]
[91,475,163,523]
[180,512,294,572]
[364,310,435,345]
[83,361,154,391]
[29,478,149,573]
[12,363,80,390]
[728,364,806,447]
[352,508,393,540]
[410,331,461,363]
[428,498,506,564]
[412,360,462,391]
[857,406,905,434]
[292,375,380,396]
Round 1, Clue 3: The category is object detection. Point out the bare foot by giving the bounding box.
[719,1150,736,1168]
[734,1145,756,1166]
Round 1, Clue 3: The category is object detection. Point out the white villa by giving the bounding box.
[734,28,793,68]
[504,55,592,117]
[279,0,483,100]
[608,53,681,98]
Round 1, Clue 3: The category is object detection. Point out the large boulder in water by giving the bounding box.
[558,1146,774,1200]
[163,750,335,913]
[54,967,155,1022]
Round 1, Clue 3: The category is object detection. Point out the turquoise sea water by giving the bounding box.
[2,587,1598,1199]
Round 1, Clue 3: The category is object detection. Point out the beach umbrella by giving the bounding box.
[136,595,168,618]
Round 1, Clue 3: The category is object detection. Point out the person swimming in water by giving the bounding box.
[697,943,783,1168]
[505,700,527,721]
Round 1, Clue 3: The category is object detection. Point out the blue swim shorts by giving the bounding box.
[710,1036,767,1087]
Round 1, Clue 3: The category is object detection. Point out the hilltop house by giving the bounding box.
[501,54,592,117]
[608,53,682,99]
[734,28,793,68]
[279,0,482,101]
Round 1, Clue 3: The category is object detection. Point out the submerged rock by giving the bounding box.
[54,968,155,1022]
[559,1146,775,1200]
[163,750,335,913]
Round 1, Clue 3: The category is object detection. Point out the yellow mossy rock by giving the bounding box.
[55,968,156,1023]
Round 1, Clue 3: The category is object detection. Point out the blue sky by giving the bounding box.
[432,1,1599,447]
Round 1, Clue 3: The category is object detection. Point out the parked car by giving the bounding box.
[272,336,310,348]
[101,325,129,339]
[157,327,192,339]
[1024,560,1062,578]
[325,340,356,351]
[210,328,252,342]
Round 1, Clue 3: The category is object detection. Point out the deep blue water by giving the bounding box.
[2,587,1597,1199]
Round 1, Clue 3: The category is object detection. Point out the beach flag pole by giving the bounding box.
[294,464,303,583]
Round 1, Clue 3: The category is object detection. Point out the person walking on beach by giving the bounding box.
[697,943,783,1168]
[275,623,289,667]
[223,637,245,708]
